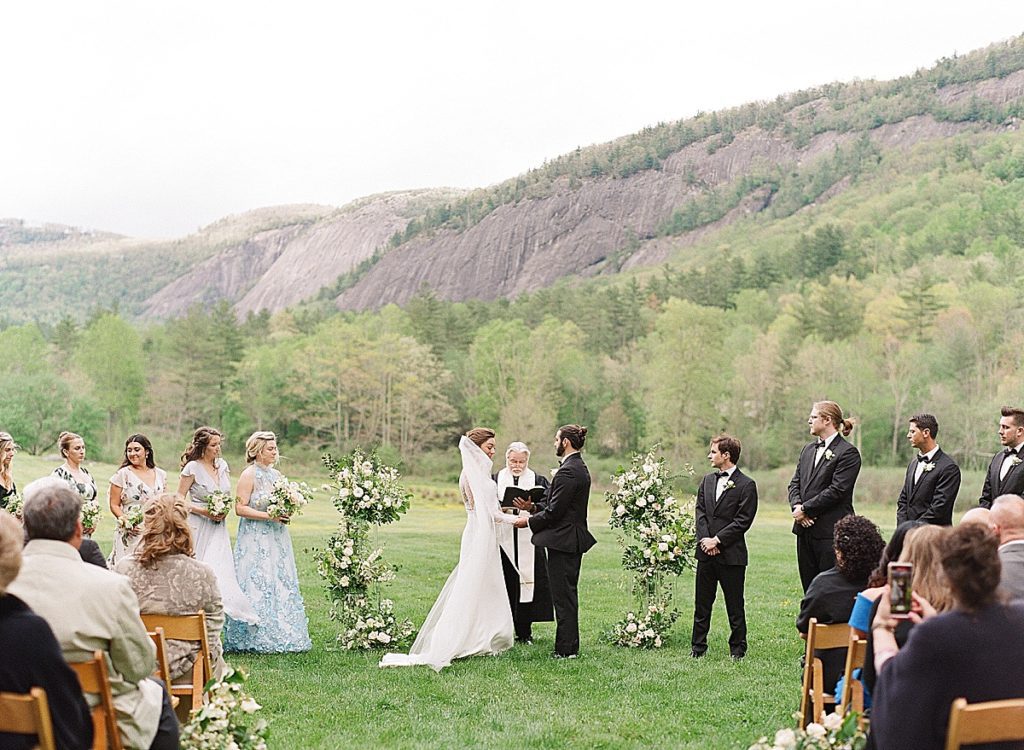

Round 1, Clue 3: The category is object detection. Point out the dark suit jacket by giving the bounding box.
[695,468,757,566]
[896,449,961,526]
[787,434,861,539]
[796,567,864,693]
[528,452,597,554]
[979,448,1024,508]
[872,603,1024,750]
[79,538,107,568]
[0,594,93,750]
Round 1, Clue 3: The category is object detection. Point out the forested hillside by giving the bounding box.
[3,38,1024,473]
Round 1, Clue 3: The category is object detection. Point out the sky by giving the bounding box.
[2,1,1024,239]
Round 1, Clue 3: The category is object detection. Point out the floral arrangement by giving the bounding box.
[318,450,415,649]
[267,478,313,520]
[116,504,145,538]
[1,492,23,519]
[604,447,696,648]
[80,498,101,532]
[334,595,415,650]
[205,490,234,519]
[324,450,411,525]
[179,667,269,750]
[606,600,680,649]
[748,712,866,750]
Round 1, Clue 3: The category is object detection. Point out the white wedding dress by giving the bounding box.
[380,437,517,671]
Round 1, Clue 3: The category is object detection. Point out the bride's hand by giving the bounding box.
[513,515,529,528]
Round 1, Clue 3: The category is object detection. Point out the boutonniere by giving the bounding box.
[550,467,559,477]
[824,449,835,462]
[922,462,937,473]
[1011,456,1023,468]
[724,480,735,491]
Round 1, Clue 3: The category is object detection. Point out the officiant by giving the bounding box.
[493,441,554,643]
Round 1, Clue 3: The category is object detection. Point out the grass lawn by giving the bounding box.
[9,456,989,749]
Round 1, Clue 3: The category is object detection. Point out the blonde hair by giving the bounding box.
[814,401,854,437]
[136,494,194,568]
[0,432,14,485]
[58,431,83,459]
[0,510,23,593]
[899,525,953,612]
[245,431,277,464]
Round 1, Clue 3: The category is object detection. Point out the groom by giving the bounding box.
[514,424,596,658]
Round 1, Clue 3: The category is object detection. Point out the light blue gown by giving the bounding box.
[223,465,311,653]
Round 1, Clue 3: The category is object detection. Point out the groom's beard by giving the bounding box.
[556,443,565,458]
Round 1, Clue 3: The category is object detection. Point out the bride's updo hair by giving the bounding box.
[465,428,496,447]
[815,401,854,437]
[245,431,277,464]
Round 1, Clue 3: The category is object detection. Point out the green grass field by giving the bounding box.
[9,455,989,749]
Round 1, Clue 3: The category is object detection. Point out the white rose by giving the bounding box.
[636,497,647,507]
[642,549,652,558]
[378,632,392,643]
[658,542,669,551]
[644,629,655,638]
[823,712,843,731]
[773,728,796,747]
[805,723,826,739]
[338,487,350,498]
[340,576,350,587]
[625,623,637,632]
[354,487,364,498]
[615,505,626,516]
[240,698,261,714]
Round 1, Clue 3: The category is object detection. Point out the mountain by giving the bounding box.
[2,36,1024,323]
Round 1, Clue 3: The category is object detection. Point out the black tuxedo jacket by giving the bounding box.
[787,434,861,539]
[979,448,1024,508]
[896,449,961,525]
[695,468,758,566]
[528,452,597,554]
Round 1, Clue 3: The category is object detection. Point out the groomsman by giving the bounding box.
[788,400,861,592]
[896,413,961,526]
[691,435,757,660]
[979,406,1024,509]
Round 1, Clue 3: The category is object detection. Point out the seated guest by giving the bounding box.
[870,523,1024,750]
[6,478,179,750]
[991,493,1024,601]
[959,506,992,527]
[861,525,953,697]
[0,510,92,750]
[115,494,227,680]
[849,521,926,637]
[796,515,885,695]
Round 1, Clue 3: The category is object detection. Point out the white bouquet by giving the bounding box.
[2,492,23,519]
[268,478,313,520]
[80,498,101,532]
[117,504,145,538]
[205,490,233,519]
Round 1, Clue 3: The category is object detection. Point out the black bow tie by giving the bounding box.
[815,440,827,449]
[1007,447,1019,457]
[917,454,931,463]
[715,471,729,479]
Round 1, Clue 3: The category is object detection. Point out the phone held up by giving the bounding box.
[888,561,913,619]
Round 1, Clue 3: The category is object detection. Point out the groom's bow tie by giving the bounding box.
[815,440,827,449]
[715,470,729,479]
[917,454,931,463]
[1007,447,1020,456]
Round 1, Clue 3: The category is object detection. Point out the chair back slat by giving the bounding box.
[945,697,1024,750]
[140,611,211,717]
[799,619,852,727]
[69,651,123,750]
[0,687,57,749]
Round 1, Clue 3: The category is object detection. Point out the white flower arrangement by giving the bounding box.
[338,596,415,650]
[606,600,679,649]
[922,461,936,473]
[824,449,835,462]
[179,667,268,750]
[1,492,23,519]
[205,490,234,519]
[267,478,313,520]
[116,504,145,538]
[315,530,396,596]
[325,450,411,525]
[80,498,101,532]
[748,712,865,750]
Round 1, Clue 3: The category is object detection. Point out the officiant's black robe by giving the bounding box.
[493,473,554,641]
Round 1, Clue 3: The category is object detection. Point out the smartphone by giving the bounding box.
[888,561,913,619]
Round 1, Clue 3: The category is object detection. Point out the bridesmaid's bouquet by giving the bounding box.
[205,490,234,518]
[268,478,313,520]
[1,492,23,519]
[117,504,145,538]
[80,498,101,532]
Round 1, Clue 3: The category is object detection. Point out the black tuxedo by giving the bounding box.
[691,467,758,657]
[528,452,596,656]
[896,449,961,526]
[979,446,1024,508]
[787,434,861,591]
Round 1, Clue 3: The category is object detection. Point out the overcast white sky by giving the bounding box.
[2,1,1023,239]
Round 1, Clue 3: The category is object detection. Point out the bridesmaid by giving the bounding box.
[52,431,98,535]
[0,432,16,512]
[107,434,167,566]
[223,431,310,653]
[176,427,259,625]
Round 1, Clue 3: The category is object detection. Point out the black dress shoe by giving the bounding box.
[690,650,705,658]
[731,653,745,661]
[552,653,578,660]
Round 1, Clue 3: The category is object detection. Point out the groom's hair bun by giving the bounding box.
[558,424,588,450]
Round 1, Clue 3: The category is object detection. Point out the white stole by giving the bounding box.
[496,467,537,603]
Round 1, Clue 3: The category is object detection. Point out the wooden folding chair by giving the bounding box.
[838,629,867,726]
[798,619,851,727]
[69,651,122,750]
[945,696,1024,750]
[147,628,179,710]
[140,612,211,718]
[0,687,57,750]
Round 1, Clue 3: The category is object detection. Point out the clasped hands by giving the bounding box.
[511,498,534,528]
[699,536,720,555]
[791,504,815,527]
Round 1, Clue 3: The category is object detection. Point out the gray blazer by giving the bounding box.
[999,541,1024,602]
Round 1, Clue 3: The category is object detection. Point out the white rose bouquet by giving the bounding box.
[117,504,145,539]
[2,492,23,519]
[205,490,233,519]
[80,498,101,532]
[268,478,313,520]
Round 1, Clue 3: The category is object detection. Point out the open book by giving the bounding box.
[501,485,547,508]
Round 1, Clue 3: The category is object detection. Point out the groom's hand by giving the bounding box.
[513,516,530,528]
[513,498,535,512]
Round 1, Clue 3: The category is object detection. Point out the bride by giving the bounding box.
[380,428,519,671]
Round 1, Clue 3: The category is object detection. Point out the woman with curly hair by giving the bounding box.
[114,494,227,681]
[796,514,885,694]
